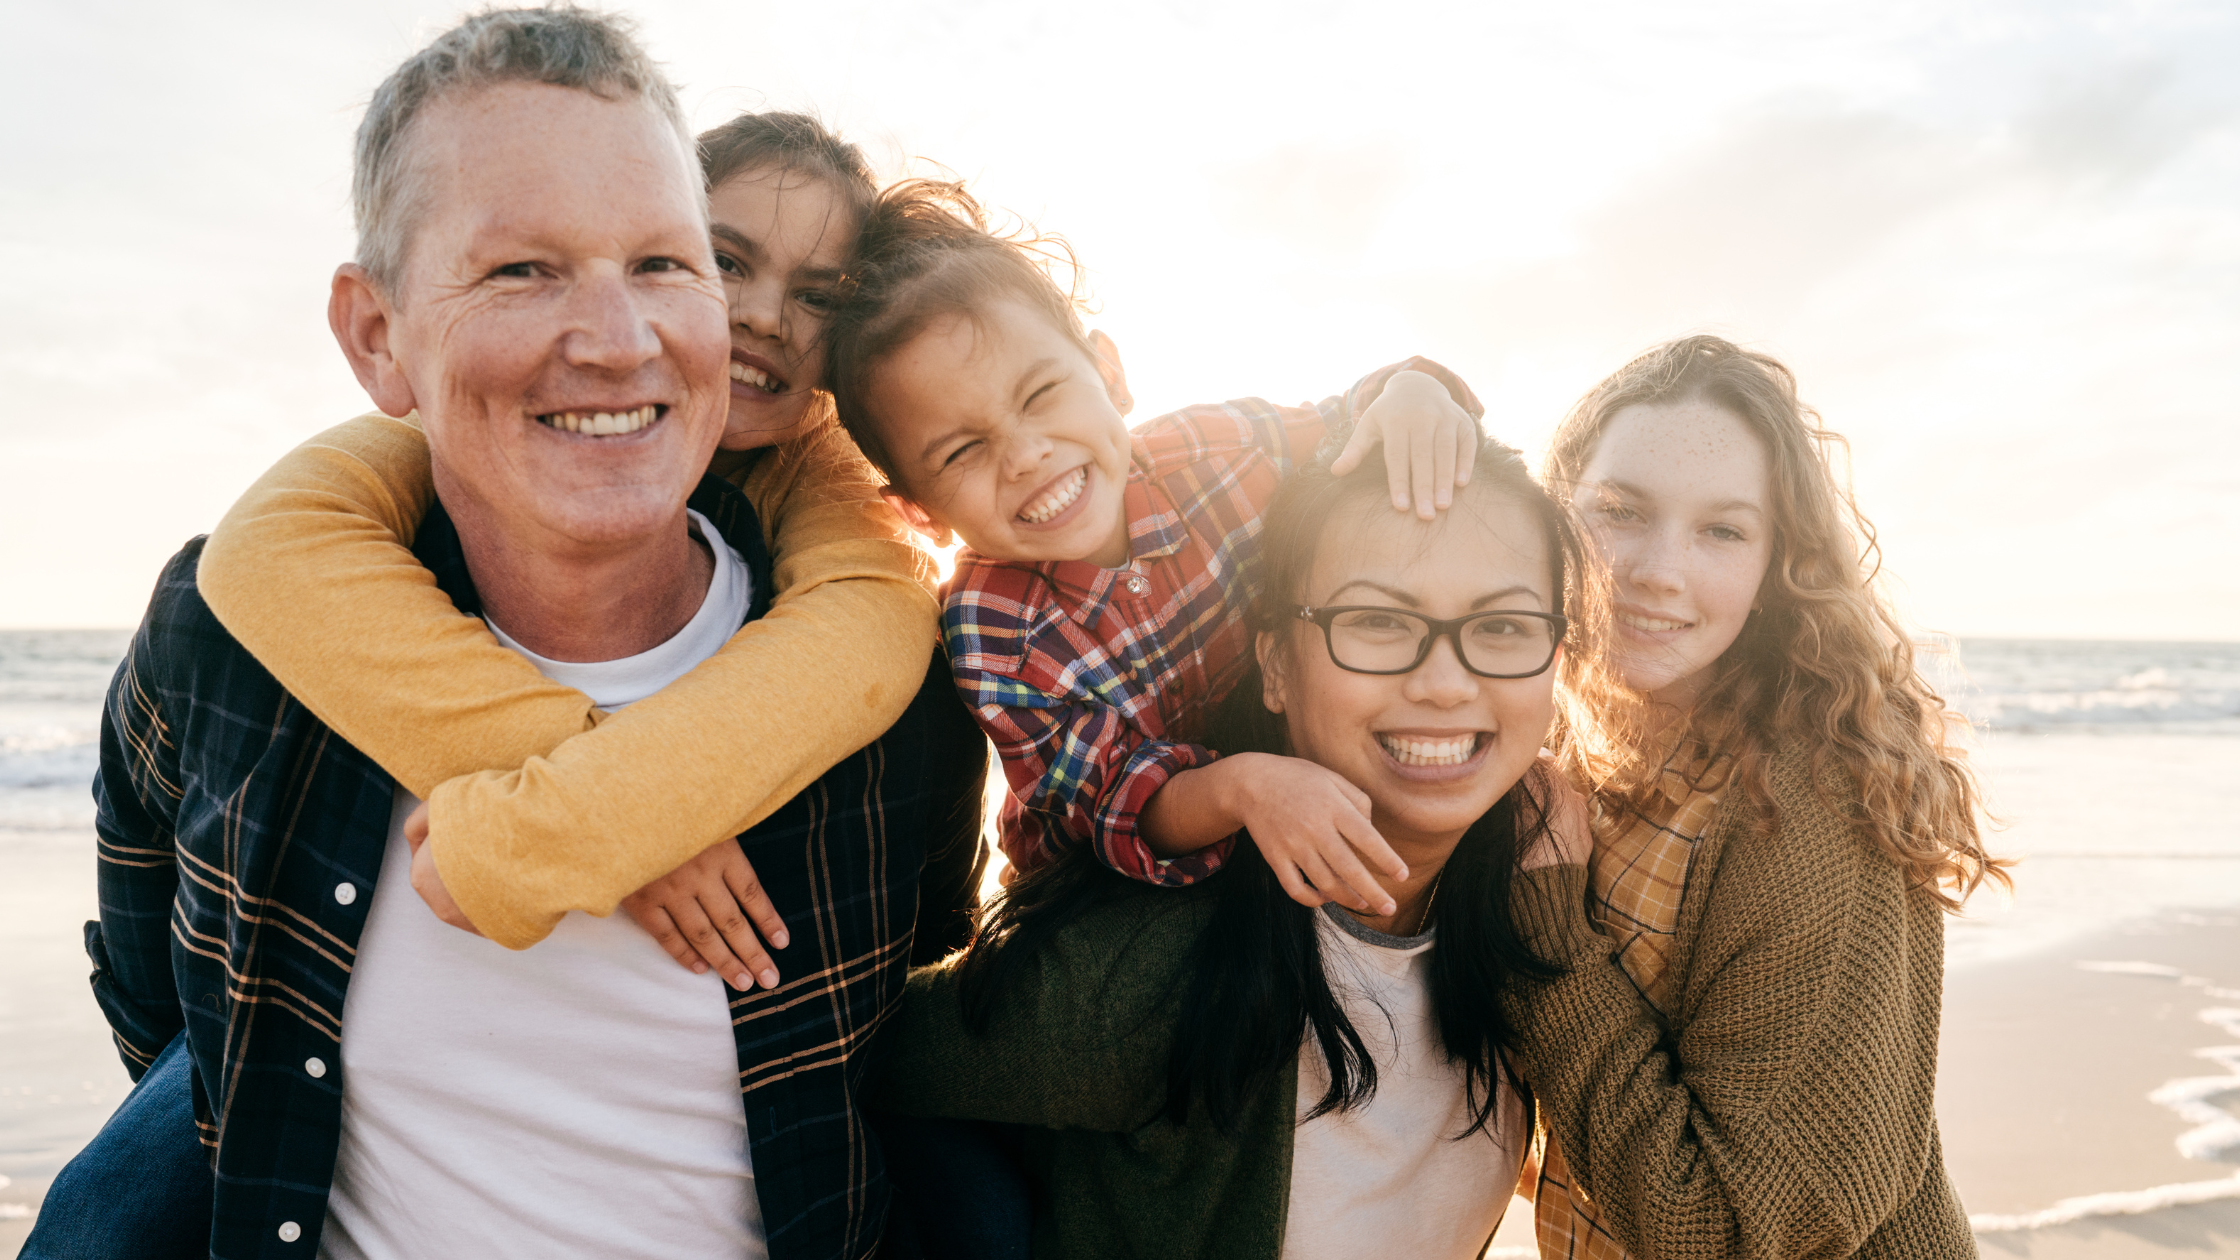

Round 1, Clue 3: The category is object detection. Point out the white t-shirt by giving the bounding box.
[322,512,763,1260]
[1281,905,1526,1260]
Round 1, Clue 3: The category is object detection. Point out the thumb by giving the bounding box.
[1326,420,1378,477]
[402,802,431,852]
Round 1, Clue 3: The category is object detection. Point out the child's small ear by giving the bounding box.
[880,487,954,548]
[1088,330,1132,417]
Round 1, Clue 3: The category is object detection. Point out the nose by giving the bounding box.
[564,264,662,373]
[997,429,1055,481]
[729,270,784,346]
[1618,525,1688,597]
[1403,634,1480,708]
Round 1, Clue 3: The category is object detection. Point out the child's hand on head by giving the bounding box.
[1222,752,1410,916]
[622,839,791,991]
[1330,369,1479,520]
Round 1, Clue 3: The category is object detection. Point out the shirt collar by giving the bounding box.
[1039,447,1188,626]
[413,471,774,628]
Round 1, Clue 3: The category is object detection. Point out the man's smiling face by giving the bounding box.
[385,81,731,551]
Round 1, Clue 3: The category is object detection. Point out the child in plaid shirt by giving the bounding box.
[826,180,1486,914]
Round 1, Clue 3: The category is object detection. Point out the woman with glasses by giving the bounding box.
[1511,336,2002,1259]
[867,439,1608,1259]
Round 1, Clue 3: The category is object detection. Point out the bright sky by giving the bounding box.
[3,0,2234,637]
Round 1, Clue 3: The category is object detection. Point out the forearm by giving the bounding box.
[197,414,602,796]
[1502,864,1935,1260]
[430,574,938,948]
[1136,757,1250,857]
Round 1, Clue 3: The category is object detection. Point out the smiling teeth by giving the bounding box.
[1379,734,1479,767]
[730,361,785,393]
[1018,467,1087,524]
[540,405,658,436]
[1618,611,1690,632]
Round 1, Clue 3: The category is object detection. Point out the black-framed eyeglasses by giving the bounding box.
[1294,605,1567,679]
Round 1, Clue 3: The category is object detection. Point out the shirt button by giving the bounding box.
[334,882,357,906]
[278,1220,301,1242]
[304,1057,327,1079]
[1124,575,1149,595]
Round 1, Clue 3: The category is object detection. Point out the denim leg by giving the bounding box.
[21,1031,211,1260]
[874,1114,1031,1260]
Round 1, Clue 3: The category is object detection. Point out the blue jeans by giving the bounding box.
[874,1114,1031,1260]
[22,1032,211,1260]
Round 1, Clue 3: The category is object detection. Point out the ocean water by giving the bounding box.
[0,631,2236,1206]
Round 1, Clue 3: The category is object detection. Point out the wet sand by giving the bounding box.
[1942,909,2240,1257]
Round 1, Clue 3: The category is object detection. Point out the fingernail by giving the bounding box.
[734,973,754,990]
[758,970,779,989]
[772,931,790,948]
[691,961,708,974]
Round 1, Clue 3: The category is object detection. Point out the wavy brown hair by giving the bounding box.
[1545,335,2007,908]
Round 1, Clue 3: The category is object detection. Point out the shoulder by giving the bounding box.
[729,418,884,514]
[1132,399,1308,476]
[123,536,285,725]
[943,558,1055,668]
[1698,744,1911,926]
[1025,882,1220,1019]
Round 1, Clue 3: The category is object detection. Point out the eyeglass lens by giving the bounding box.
[1325,609,1557,676]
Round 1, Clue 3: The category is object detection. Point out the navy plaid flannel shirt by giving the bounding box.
[88,471,987,1260]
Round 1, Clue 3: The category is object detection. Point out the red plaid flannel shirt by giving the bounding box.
[942,359,1481,884]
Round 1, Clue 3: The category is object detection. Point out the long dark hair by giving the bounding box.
[959,441,1580,1136]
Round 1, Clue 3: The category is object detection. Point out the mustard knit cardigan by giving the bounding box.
[1504,745,1978,1259]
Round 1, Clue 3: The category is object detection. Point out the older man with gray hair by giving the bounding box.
[26,8,985,1260]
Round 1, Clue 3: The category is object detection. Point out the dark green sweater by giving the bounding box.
[867,883,1305,1259]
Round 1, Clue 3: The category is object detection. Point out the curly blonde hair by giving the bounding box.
[1546,335,2007,908]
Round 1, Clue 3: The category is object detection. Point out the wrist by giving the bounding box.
[1202,752,1267,832]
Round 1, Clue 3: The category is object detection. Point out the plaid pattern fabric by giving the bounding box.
[88,472,988,1260]
[1533,740,1729,1259]
[944,358,1482,885]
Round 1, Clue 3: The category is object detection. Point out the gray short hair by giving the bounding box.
[352,5,696,294]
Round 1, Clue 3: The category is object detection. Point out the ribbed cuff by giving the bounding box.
[1508,864,1609,962]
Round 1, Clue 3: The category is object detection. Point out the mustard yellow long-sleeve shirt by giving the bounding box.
[195,412,941,950]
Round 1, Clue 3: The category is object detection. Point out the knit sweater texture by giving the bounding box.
[1504,745,1978,1259]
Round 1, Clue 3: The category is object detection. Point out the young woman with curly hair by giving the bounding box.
[1515,335,2006,1260]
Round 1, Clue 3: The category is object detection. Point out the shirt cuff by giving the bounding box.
[1094,741,1229,887]
[1507,864,1612,963]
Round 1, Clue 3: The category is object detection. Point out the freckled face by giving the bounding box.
[1575,399,1774,701]
[863,299,1134,566]
[1262,492,1561,858]
[387,82,730,550]
[708,167,856,449]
